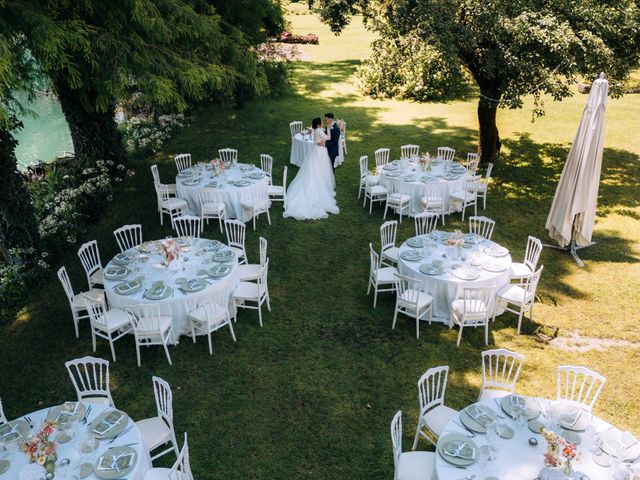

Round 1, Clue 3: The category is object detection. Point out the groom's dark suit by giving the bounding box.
[324,121,340,171]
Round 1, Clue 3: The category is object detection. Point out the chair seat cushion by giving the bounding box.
[420,196,443,206]
[233,281,260,300]
[509,262,532,278]
[451,299,489,318]
[188,305,226,327]
[102,309,132,332]
[449,191,467,201]
[237,264,260,281]
[73,289,106,309]
[399,289,433,310]
[370,185,387,195]
[479,389,511,401]
[136,416,172,452]
[376,266,398,283]
[477,183,488,192]
[268,186,284,196]
[422,405,458,437]
[162,198,187,210]
[90,269,104,285]
[143,467,171,480]
[241,199,269,211]
[201,202,224,215]
[82,396,111,406]
[382,246,399,262]
[497,284,532,305]
[388,193,411,203]
[397,451,436,480]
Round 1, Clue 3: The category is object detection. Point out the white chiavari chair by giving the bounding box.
[78,240,104,289]
[289,121,303,139]
[189,287,236,354]
[198,188,225,233]
[392,273,433,339]
[375,148,390,172]
[143,432,193,480]
[57,266,105,338]
[241,183,271,230]
[557,365,606,413]
[451,286,494,347]
[260,154,273,183]
[510,236,543,281]
[268,166,287,202]
[476,162,493,208]
[126,303,175,367]
[466,153,480,173]
[363,175,387,214]
[136,376,180,462]
[65,356,115,406]
[224,219,247,264]
[468,215,495,241]
[218,148,237,166]
[173,215,202,239]
[367,243,397,308]
[412,366,458,449]
[414,212,439,237]
[113,224,143,252]
[449,179,481,220]
[420,181,447,225]
[479,349,525,401]
[493,266,544,334]
[391,411,436,480]
[174,154,191,173]
[0,398,6,425]
[384,181,411,223]
[358,155,375,199]
[380,220,399,267]
[233,259,270,327]
[437,146,455,161]
[338,119,347,154]
[151,164,177,199]
[400,144,419,160]
[156,183,187,227]
[84,297,133,362]
[238,236,268,282]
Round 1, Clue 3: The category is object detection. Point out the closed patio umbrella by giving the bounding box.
[545,73,609,266]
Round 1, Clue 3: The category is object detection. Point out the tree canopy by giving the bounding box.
[316,0,640,162]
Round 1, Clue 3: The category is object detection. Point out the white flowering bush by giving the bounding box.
[32,159,135,252]
[121,113,185,156]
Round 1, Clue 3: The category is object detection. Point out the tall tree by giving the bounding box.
[31,0,281,168]
[315,0,640,163]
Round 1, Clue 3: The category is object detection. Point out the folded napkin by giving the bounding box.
[444,440,475,460]
[466,404,495,427]
[0,423,22,442]
[97,452,134,472]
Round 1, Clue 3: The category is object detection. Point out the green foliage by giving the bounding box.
[357,36,470,101]
[121,113,187,157]
[0,247,48,324]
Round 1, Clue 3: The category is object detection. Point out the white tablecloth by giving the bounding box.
[3,402,150,480]
[104,238,239,339]
[290,132,344,167]
[397,233,512,323]
[175,163,269,220]
[379,161,469,217]
[436,396,631,480]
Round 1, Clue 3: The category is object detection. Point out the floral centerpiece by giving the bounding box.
[419,153,432,171]
[210,158,224,177]
[541,428,579,475]
[447,229,465,258]
[160,238,181,267]
[21,421,58,473]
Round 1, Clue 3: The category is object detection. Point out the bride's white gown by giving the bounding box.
[283,128,340,220]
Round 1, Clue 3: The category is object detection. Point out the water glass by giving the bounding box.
[513,405,528,431]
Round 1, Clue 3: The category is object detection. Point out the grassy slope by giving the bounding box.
[1,5,639,479]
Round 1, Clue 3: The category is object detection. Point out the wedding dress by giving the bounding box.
[283,128,340,220]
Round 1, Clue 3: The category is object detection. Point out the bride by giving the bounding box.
[283,117,340,220]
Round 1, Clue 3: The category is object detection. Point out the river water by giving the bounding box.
[14,91,73,170]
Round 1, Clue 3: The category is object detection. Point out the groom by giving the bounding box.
[324,113,340,171]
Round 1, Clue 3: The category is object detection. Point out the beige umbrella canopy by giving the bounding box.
[545,73,609,262]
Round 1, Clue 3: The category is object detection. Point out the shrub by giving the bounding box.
[279,31,319,45]
[121,113,186,157]
[0,248,49,324]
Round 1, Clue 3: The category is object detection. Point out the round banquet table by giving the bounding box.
[435,395,640,480]
[104,237,239,340]
[0,401,151,480]
[175,163,269,220]
[379,159,470,217]
[397,232,512,324]
[289,132,344,167]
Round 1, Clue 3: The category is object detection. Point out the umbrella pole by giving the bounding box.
[543,217,596,267]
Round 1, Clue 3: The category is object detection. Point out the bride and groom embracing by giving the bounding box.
[283,113,341,221]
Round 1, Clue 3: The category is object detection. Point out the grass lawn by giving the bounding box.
[1,5,639,479]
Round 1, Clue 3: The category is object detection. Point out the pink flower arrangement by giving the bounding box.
[541,428,579,473]
[21,420,58,467]
[160,239,181,266]
[447,229,465,247]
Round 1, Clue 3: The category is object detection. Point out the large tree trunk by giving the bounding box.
[477,92,501,164]
[53,78,126,169]
[0,119,42,262]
